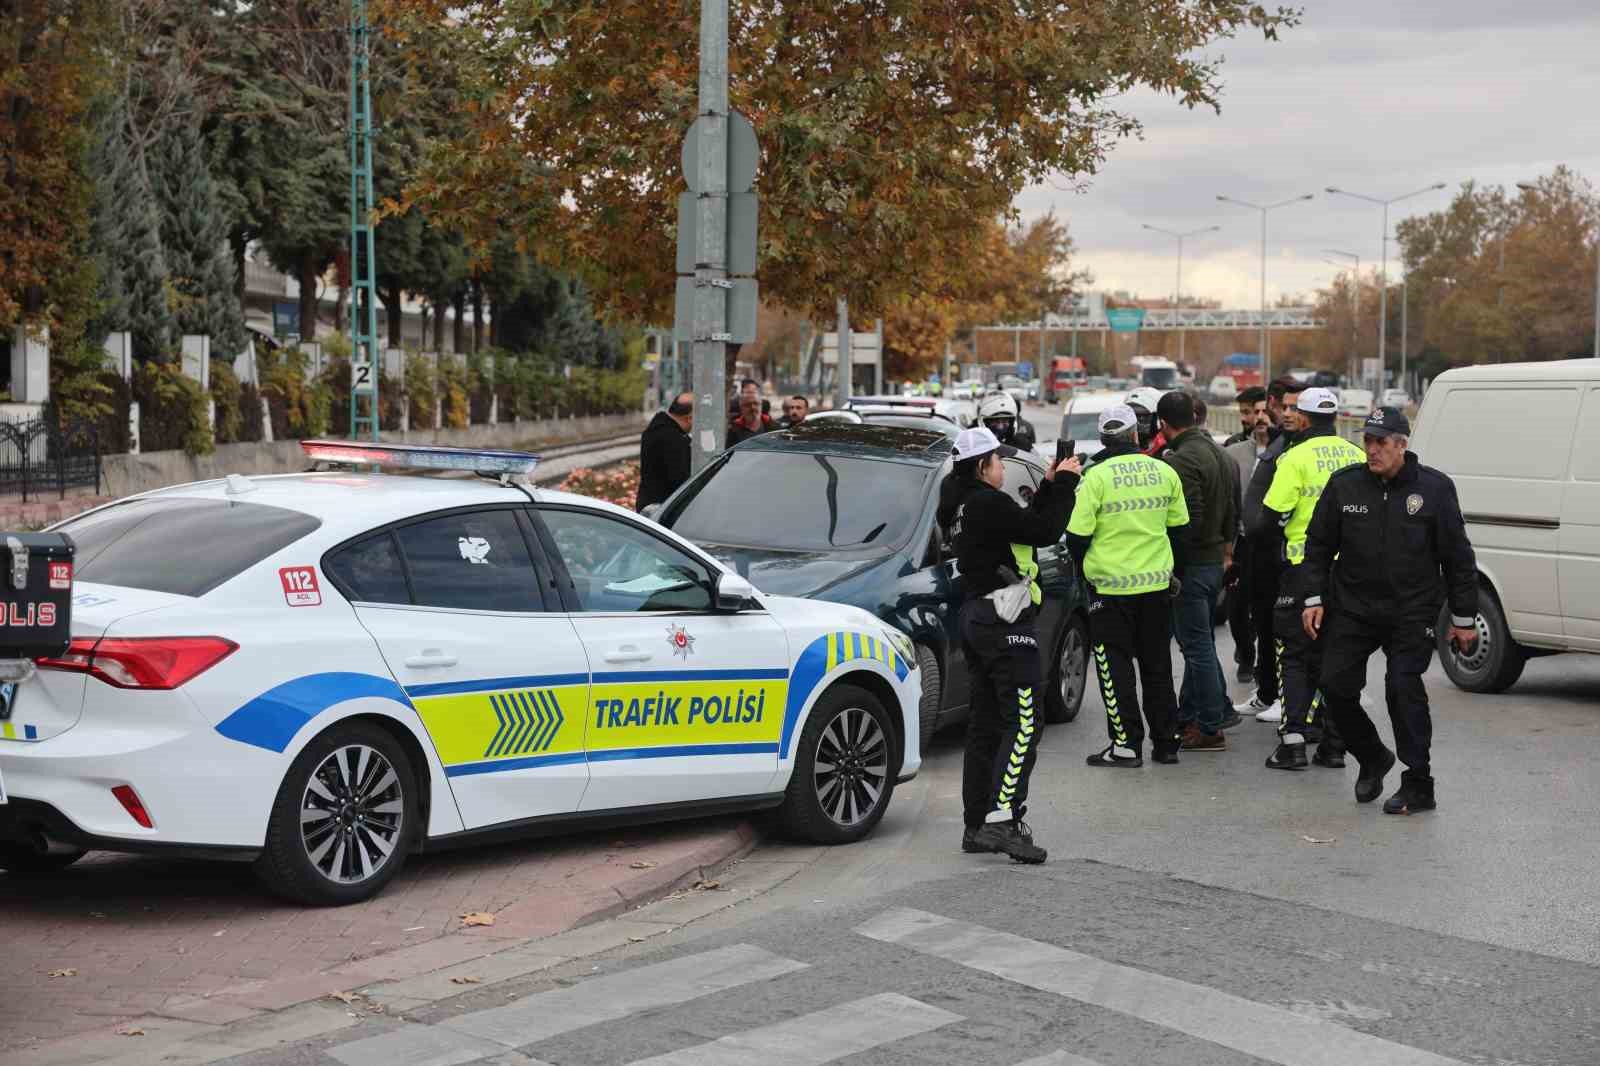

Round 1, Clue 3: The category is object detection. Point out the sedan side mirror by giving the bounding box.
[713,571,761,612]
[640,503,664,521]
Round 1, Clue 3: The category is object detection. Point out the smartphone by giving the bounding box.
[1055,438,1074,466]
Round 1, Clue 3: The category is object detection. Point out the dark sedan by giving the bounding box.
[656,421,1090,751]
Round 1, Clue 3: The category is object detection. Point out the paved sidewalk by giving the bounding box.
[0,815,756,1055]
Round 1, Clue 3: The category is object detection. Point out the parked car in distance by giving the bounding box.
[1339,388,1375,417]
[1208,376,1239,401]
[1381,388,1412,409]
[1409,359,1600,694]
[658,422,1092,751]
[1085,375,1110,391]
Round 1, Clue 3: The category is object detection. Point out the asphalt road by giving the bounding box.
[233,623,1600,1066]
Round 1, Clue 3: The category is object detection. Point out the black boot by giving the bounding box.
[972,820,1048,863]
[1383,778,1437,815]
[1312,743,1346,768]
[1355,745,1396,803]
[1265,741,1308,770]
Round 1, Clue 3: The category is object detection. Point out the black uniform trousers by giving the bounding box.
[1271,566,1342,748]
[960,598,1043,828]
[1088,589,1180,754]
[1227,551,1254,672]
[1320,609,1436,787]
[1247,544,1281,705]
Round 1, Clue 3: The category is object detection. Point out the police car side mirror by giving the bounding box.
[713,571,761,612]
[640,503,664,522]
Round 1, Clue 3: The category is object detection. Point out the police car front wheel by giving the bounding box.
[255,722,419,906]
[780,685,896,845]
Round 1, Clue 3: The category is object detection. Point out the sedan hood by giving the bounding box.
[695,542,892,597]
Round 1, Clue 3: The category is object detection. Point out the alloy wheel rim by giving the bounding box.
[300,744,404,884]
[813,706,888,828]
[1060,626,1086,710]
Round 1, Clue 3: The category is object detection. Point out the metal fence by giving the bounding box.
[0,415,102,502]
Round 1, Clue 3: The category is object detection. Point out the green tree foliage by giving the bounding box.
[154,85,246,358]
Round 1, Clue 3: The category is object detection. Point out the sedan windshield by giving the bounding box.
[664,451,932,552]
[1060,409,1104,443]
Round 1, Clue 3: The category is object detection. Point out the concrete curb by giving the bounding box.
[3,820,761,1066]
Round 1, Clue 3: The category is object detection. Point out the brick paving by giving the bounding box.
[0,815,754,1053]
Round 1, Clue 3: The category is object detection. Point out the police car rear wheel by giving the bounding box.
[1046,613,1089,724]
[256,722,418,906]
[781,685,895,845]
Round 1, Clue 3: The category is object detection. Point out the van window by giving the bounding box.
[1430,387,1577,480]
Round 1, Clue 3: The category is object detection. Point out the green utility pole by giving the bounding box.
[348,0,380,440]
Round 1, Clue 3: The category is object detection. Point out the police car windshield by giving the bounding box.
[59,497,322,597]
[665,451,930,552]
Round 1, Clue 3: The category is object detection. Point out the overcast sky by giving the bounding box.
[1015,0,1600,310]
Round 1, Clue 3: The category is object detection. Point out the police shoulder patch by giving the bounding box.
[1406,493,1424,516]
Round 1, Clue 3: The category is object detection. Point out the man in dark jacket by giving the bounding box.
[635,392,693,511]
[939,426,1077,864]
[1235,378,1302,722]
[1301,407,1478,815]
[726,392,774,447]
[1157,391,1238,750]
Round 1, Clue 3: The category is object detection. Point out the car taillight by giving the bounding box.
[37,636,238,690]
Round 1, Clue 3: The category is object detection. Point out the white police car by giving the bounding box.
[0,441,921,904]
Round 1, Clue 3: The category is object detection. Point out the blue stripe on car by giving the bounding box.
[214,672,413,752]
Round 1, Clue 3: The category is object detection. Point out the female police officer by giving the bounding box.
[937,426,1078,863]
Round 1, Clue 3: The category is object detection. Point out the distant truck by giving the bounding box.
[1131,356,1180,391]
[1044,356,1088,404]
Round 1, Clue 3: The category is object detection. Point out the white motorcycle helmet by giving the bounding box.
[1125,386,1163,414]
[977,391,1020,443]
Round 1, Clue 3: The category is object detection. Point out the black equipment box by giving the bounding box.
[0,532,74,660]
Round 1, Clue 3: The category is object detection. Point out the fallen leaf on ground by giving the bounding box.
[329,991,361,1004]
[459,911,496,927]
[47,969,77,978]
[449,976,481,985]
[1300,835,1337,845]
[627,935,648,943]
[693,879,721,891]
[628,860,657,870]
[118,1028,145,1037]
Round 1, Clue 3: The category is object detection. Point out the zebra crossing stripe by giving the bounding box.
[432,943,806,1048]
[856,909,1471,1066]
[1011,1053,1108,1066]
[328,1025,548,1066]
[622,992,960,1066]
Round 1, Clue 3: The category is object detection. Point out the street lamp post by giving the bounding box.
[1323,249,1359,384]
[1141,223,1220,365]
[1216,193,1315,385]
[1326,183,1446,391]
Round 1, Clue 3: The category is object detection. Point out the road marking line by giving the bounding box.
[620,992,960,1065]
[435,942,806,1048]
[856,908,1470,1066]
[1011,1053,1107,1066]
[328,1024,546,1066]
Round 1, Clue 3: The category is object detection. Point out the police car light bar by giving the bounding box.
[300,439,541,477]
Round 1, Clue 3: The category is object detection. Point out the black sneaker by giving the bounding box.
[1218,710,1243,730]
[1085,744,1143,768]
[1265,741,1308,770]
[1237,664,1255,684]
[1151,743,1181,765]
[972,821,1048,864]
[1355,746,1396,803]
[961,826,996,853]
[1312,745,1346,768]
[1382,783,1437,815]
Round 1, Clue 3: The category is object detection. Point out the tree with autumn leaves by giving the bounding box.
[373,0,1295,327]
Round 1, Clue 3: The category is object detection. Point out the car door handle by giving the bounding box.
[404,650,458,669]
[603,646,654,664]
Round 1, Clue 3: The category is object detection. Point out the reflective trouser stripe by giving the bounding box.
[995,687,1035,810]
[1094,645,1128,747]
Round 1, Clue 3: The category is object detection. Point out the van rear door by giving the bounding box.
[1559,386,1600,649]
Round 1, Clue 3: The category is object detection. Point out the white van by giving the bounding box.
[1410,359,1600,692]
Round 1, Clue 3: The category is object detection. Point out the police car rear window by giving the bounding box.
[59,498,322,598]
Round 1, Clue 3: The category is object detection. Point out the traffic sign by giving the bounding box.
[677,191,758,276]
[1106,308,1146,332]
[672,277,759,343]
[681,110,759,193]
[351,359,376,395]
[821,330,882,367]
